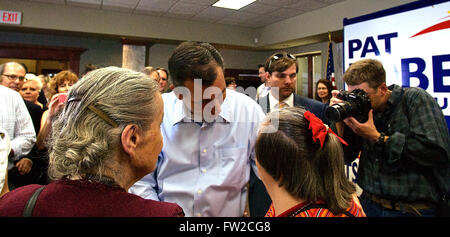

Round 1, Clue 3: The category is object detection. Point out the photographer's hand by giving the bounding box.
[344,109,380,142]
[330,90,345,137]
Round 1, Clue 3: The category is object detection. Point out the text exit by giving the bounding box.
[0,10,22,25]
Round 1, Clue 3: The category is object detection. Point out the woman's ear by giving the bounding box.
[121,124,139,157]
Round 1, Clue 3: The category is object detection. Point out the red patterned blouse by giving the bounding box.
[265,197,366,217]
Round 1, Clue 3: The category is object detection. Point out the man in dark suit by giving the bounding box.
[250,51,329,216]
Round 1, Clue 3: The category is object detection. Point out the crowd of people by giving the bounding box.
[0,41,448,217]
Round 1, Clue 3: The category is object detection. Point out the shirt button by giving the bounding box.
[201,168,207,173]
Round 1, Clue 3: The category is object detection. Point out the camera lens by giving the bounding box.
[325,106,342,122]
[325,102,351,122]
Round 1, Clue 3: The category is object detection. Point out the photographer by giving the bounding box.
[331,59,450,217]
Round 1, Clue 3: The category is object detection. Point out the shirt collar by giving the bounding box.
[385,84,403,112]
[269,91,294,111]
[171,90,232,126]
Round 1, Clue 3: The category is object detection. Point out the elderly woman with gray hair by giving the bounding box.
[0,67,184,217]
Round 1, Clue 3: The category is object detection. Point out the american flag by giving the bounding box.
[326,35,337,90]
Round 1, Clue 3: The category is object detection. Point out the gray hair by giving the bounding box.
[48,66,160,180]
[24,73,43,91]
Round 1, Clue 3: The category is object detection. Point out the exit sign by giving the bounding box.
[0,10,21,25]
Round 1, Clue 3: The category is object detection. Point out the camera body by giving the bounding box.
[325,89,371,123]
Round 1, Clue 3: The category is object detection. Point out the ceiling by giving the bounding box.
[25,0,346,28]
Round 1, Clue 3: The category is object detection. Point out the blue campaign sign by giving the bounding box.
[343,0,450,131]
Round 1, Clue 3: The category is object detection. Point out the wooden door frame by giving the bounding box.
[0,43,86,75]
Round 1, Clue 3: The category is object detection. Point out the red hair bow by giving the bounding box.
[304,111,348,147]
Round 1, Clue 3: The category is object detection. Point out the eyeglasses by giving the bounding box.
[267,53,296,71]
[1,74,25,81]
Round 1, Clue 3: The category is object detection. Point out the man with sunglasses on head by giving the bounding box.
[249,51,330,217]
[258,52,329,120]
[0,62,36,190]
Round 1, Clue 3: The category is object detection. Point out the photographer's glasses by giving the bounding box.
[267,53,296,70]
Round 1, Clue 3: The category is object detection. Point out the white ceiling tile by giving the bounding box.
[136,0,178,12]
[168,2,208,15]
[289,0,328,11]
[317,0,346,4]
[196,6,236,18]
[67,0,102,8]
[240,2,278,14]
[102,0,140,9]
[256,0,302,7]
[180,0,218,6]
[29,0,65,4]
[24,0,344,28]
[268,7,304,18]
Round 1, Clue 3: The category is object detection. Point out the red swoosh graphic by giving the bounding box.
[411,19,450,38]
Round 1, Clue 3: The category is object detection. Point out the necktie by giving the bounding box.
[277,102,287,109]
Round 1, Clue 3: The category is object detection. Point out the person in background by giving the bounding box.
[0,128,11,197]
[315,79,333,105]
[225,76,237,90]
[81,63,98,77]
[332,58,450,217]
[0,62,37,190]
[255,64,270,100]
[156,67,169,93]
[256,107,365,217]
[20,74,45,109]
[130,41,265,217]
[142,66,161,82]
[37,70,78,150]
[250,52,329,217]
[37,74,51,107]
[0,66,184,217]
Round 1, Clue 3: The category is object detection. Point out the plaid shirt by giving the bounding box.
[343,84,450,203]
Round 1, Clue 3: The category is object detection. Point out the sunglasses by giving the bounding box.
[267,53,296,70]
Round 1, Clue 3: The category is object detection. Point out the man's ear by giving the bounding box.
[378,82,388,96]
[121,124,139,157]
[266,72,272,86]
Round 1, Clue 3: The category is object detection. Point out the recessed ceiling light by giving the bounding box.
[212,0,256,10]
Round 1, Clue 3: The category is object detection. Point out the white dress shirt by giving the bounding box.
[268,91,294,112]
[0,127,10,192]
[130,89,266,217]
[0,86,36,170]
[255,83,270,100]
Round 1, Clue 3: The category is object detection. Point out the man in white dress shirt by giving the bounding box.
[255,64,270,100]
[130,42,265,217]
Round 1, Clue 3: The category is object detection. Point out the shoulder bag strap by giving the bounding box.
[23,186,45,217]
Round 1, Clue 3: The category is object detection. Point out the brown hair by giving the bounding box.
[343,59,385,89]
[255,107,356,214]
[48,70,78,98]
[264,51,298,74]
[315,79,333,103]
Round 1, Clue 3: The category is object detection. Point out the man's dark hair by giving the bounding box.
[168,41,224,87]
[257,64,264,69]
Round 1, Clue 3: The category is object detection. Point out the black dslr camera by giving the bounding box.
[325,89,371,123]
